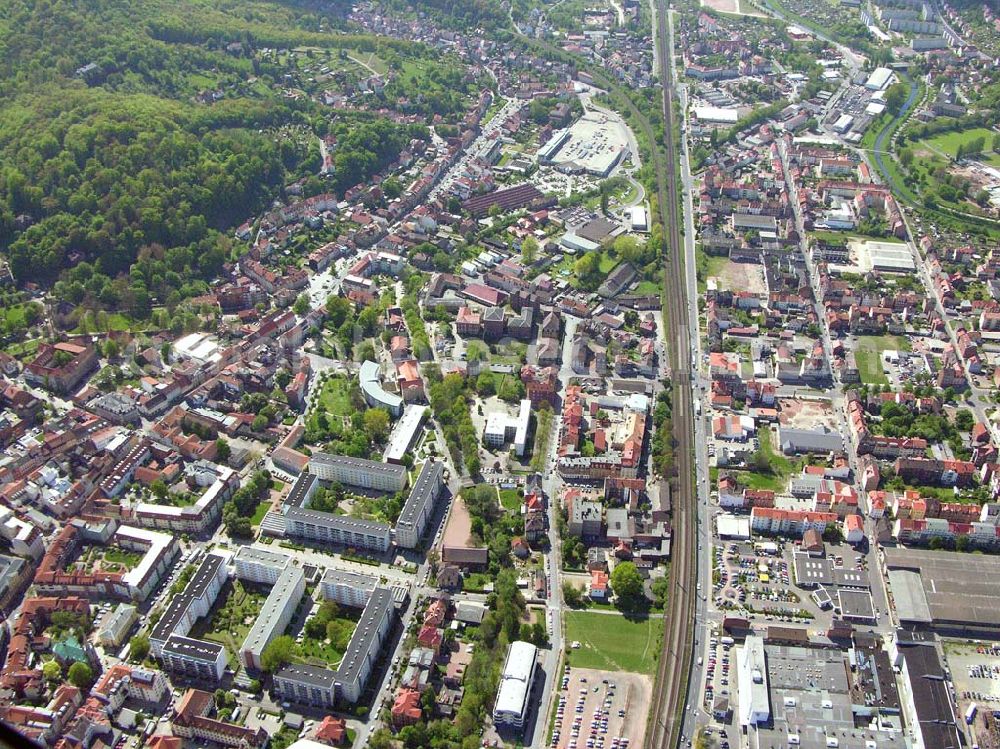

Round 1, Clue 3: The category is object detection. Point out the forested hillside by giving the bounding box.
[0,0,465,306]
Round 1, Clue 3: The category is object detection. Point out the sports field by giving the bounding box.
[920,127,1000,167]
[564,611,660,674]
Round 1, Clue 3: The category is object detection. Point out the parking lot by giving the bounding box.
[713,541,815,622]
[700,630,734,741]
[550,667,650,749]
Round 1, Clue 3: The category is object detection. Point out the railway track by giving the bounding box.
[646,2,698,749]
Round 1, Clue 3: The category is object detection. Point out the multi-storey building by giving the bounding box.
[308,454,407,492]
[394,460,444,549]
[273,586,395,706]
[240,566,305,671]
[232,546,292,585]
[150,552,229,682]
[320,569,378,608]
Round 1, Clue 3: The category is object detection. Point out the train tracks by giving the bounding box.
[646,2,698,749]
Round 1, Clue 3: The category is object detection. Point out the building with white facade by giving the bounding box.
[97,603,138,647]
[283,506,392,552]
[394,460,445,549]
[737,635,770,727]
[150,552,229,681]
[240,566,305,671]
[483,400,532,456]
[320,569,379,608]
[126,463,238,534]
[493,641,538,730]
[308,454,407,492]
[359,360,404,417]
[273,585,395,706]
[233,546,292,585]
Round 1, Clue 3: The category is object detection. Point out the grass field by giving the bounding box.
[499,489,523,512]
[632,280,661,295]
[315,376,353,415]
[730,426,799,492]
[564,611,660,674]
[855,335,910,385]
[250,501,272,526]
[193,581,267,667]
[921,127,1000,167]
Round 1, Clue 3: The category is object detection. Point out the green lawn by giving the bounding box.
[633,280,660,295]
[564,611,660,675]
[102,548,144,569]
[729,427,801,492]
[315,376,353,415]
[855,335,911,386]
[193,580,267,667]
[250,501,272,525]
[921,127,1000,167]
[499,489,523,512]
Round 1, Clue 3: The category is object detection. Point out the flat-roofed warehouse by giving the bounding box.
[883,547,1000,633]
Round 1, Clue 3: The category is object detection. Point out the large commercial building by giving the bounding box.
[308,454,407,492]
[233,546,292,585]
[150,552,229,682]
[736,636,770,728]
[273,586,396,706]
[483,400,532,457]
[394,460,445,550]
[359,360,404,417]
[493,641,538,730]
[240,566,305,671]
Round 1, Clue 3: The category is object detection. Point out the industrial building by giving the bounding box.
[865,66,894,91]
[308,453,407,492]
[884,547,1000,633]
[394,460,445,550]
[492,641,538,730]
[240,566,305,670]
[483,400,532,456]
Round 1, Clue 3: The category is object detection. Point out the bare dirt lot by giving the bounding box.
[777,397,837,429]
[700,0,739,12]
[441,494,473,548]
[717,259,767,296]
[551,667,651,749]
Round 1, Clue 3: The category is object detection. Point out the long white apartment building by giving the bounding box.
[150,552,229,681]
[240,565,305,671]
[394,460,445,549]
[308,453,407,492]
[493,641,538,730]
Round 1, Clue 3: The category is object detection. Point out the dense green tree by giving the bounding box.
[610,562,645,608]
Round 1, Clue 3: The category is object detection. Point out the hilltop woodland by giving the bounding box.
[0,0,473,324]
